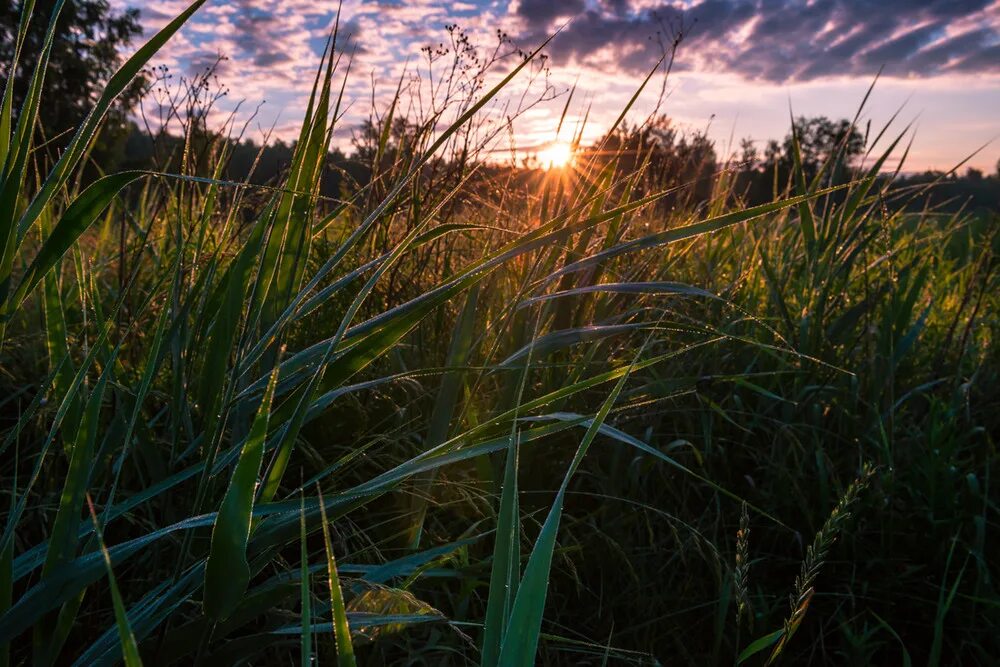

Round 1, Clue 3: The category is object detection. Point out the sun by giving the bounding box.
[537,141,574,169]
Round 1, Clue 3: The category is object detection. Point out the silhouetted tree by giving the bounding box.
[595,114,718,209]
[0,0,143,153]
[763,116,863,178]
[737,116,865,204]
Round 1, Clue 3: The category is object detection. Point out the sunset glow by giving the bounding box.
[117,0,1000,173]
[537,141,574,169]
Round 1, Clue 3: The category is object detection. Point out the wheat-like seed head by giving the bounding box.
[735,500,753,631]
[766,462,877,666]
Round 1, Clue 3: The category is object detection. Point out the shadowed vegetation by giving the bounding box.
[1,2,998,665]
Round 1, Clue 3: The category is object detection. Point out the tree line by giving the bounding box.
[3,0,997,214]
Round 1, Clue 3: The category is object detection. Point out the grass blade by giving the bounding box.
[300,495,312,667]
[317,486,356,667]
[86,495,143,667]
[497,349,643,665]
[14,0,207,242]
[203,358,282,619]
[4,171,144,317]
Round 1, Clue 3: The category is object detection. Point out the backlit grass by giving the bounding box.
[1,2,998,665]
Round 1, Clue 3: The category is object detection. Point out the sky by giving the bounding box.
[115,0,1000,173]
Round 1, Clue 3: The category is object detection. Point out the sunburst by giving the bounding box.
[537,140,574,169]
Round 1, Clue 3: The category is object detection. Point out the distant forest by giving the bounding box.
[105,114,1000,215]
[3,0,995,216]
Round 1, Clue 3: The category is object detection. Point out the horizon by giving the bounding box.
[116,0,1000,173]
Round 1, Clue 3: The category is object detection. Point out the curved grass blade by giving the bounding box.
[521,281,721,307]
[300,496,312,667]
[15,0,207,242]
[737,629,784,664]
[407,285,480,549]
[521,412,782,525]
[0,514,215,644]
[0,0,68,308]
[499,323,648,367]
[4,171,144,318]
[548,184,852,283]
[317,487,356,667]
[203,359,282,619]
[85,495,142,667]
[497,350,643,665]
[271,612,446,635]
[250,190,669,406]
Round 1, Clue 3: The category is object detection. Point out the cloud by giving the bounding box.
[510,0,1000,82]
[511,0,586,24]
[115,0,999,172]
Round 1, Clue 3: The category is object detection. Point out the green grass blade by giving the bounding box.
[203,359,282,619]
[0,0,36,168]
[86,496,143,667]
[34,351,115,662]
[480,427,521,667]
[0,0,67,307]
[788,114,817,252]
[317,487,356,667]
[500,323,651,367]
[497,352,641,665]
[550,184,852,282]
[522,281,720,307]
[0,320,120,555]
[99,290,174,519]
[737,629,784,664]
[0,516,216,644]
[15,0,207,243]
[300,496,312,667]
[407,285,480,549]
[39,206,81,448]
[929,540,967,667]
[253,190,669,406]
[4,171,144,318]
[258,211,442,502]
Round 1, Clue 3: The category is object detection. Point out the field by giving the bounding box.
[1,1,998,665]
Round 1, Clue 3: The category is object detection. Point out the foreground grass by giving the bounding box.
[1,2,998,665]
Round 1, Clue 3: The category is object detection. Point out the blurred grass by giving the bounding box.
[0,2,998,665]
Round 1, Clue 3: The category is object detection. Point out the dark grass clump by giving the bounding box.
[1,2,998,665]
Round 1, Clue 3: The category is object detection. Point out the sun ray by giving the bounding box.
[537,140,575,169]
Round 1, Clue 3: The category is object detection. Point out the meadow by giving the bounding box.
[1,1,998,665]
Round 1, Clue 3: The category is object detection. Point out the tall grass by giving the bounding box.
[1,2,998,665]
